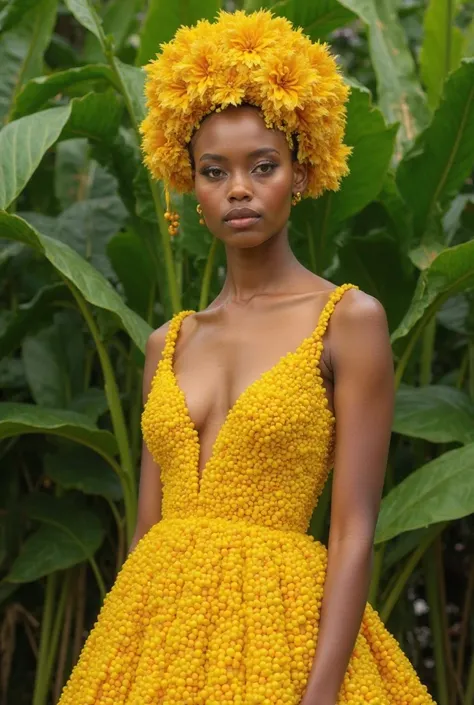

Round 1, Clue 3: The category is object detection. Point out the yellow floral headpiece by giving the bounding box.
[139,9,351,201]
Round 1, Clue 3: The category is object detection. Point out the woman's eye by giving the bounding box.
[255,162,277,174]
[202,167,224,179]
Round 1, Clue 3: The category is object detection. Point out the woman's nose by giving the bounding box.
[227,173,253,201]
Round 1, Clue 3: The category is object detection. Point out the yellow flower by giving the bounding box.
[176,38,225,102]
[140,8,352,198]
[219,9,279,68]
[255,50,316,111]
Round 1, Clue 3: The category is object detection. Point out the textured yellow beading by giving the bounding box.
[139,9,352,199]
[58,284,434,705]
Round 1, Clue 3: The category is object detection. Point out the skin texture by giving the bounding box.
[132,105,395,705]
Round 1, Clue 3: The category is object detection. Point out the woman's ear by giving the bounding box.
[292,161,308,195]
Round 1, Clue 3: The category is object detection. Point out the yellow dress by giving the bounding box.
[58,283,434,705]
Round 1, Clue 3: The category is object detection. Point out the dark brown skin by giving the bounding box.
[132,105,395,705]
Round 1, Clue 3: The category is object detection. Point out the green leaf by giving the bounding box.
[61,90,124,144]
[291,85,397,270]
[0,283,70,358]
[0,105,72,210]
[12,64,116,119]
[375,442,474,543]
[396,59,474,240]
[0,402,118,457]
[7,494,105,582]
[377,172,413,249]
[83,0,142,62]
[420,0,465,110]
[137,0,221,66]
[22,311,85,408]
[338,0,430,149]
[107,228,156,317]
[394,385,474,445]
[0,0,39,32]
[391,239,474,342]
[52,195,128,280]
[68,388,109,422]
[252,0,355,40]
[0,0,58,123]
[337,231,414,331]
[113,58,146,125]
[0,212,151,351]
[45,448,123,500]
[63,0,105,46]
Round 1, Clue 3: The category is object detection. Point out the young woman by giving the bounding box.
[58,10,435,705]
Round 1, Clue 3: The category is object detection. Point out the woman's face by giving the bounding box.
[190,105,307,248]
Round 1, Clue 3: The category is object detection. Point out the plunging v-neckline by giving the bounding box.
[165,286,353,499]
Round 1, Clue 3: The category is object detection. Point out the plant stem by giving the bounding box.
[42,571,72,703]
[105,50,180,316]
[466,653,474,705]
[423,541,449,705]
[368,545,385,608]
[445,0,453,79]
[469,342,474,401]
[149,179,181,314]
[68,285,137,542]
[420,316,436,386]
[379,524,444,622]
[457,559,474,683]
[200,237,219,311]
[73,565,86,663]
[32,572,58,705]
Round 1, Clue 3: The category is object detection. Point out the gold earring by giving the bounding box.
[291,191,302,206]
[196,203,205,225]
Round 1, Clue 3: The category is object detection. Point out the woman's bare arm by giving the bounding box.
[301,291,394,705]
[128,323,170,555]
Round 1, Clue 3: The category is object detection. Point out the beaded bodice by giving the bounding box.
[141,283,357,534]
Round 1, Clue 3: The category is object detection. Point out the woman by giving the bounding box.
[58,10,435,705]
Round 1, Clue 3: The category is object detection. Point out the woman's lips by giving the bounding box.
[225,216,261,229]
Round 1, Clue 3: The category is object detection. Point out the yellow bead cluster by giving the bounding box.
[164,209,180,236]
[58,283,435,705]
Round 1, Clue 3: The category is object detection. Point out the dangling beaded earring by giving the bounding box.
[196,203,205,225]
[164,184,180,236]
[291,191,302,206]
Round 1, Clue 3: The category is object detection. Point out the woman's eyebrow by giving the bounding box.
[199,147,280,163]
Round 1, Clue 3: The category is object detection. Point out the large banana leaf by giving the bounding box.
[0,92,124,211]
[12,64,116,118]
[391,239,474,342]
[291,84,397,271]
[45,448,123,501]
[247,0,355,40]
[396,59,474,240]
[0,106,71,210]
[394,385,474,445]
[137,0,221,66]
[375,442,474,543]
[420,0,465,109]
[338,0,430,149]
[0,213,151,351]
[0,0,58,123]
[0,402,118,457]
[0,283,70,358]
[6,494,104,582]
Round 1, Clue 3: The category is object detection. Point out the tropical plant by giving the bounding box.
[0,0,473,703]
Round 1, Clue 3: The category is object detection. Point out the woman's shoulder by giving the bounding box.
[145,309,197,362]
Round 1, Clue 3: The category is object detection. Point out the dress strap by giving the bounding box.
[312,283,359,360]
[161,310,196,368]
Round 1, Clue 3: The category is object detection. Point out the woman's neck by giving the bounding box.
[219,232,302,304]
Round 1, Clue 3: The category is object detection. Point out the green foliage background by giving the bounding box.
[0,0,473,703]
